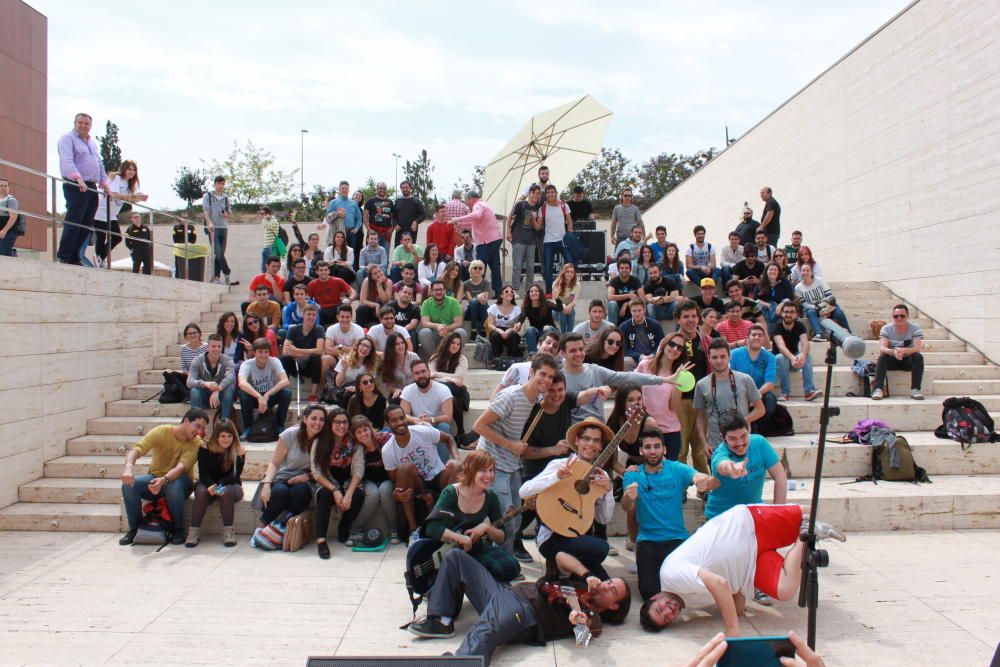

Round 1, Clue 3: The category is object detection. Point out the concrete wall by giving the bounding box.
[643,0,1000,363]
[0,258,226,508]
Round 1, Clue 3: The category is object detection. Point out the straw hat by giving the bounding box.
[567,418,615,452]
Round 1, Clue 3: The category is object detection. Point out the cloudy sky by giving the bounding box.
[30,0,905,208]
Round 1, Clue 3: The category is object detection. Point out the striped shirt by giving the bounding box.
[476,385,537,472]
[180,343,208,373]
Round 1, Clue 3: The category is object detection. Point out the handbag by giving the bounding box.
[252,513,290,551]
[283,510,315,552]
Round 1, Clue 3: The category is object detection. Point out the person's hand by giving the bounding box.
[204,382,220,392]
[437,325,448,337]
[148,476,165,495]
[454,532,474,552]
[121,463,135,486]
[477,293,487,304]
[137,193,149,202]
[726,460,748,479]
[452,377,465,388]
[667,361,695,383]
[793,354,805,369]
[393,487,413,503]
[694,475,713,494]
[209,391,220,409]
[337,492,352,512]
[75,177,87,192]
[563,304,573,315]
[259,483,271,507]
[780,631,826,667]
[624,464,639,473]
[623,482,639,502]
[701,266,711,275]
[596,385,613,400]
[418,414,434,425]
[257,398,268,414]
[509,440,528,456]
[585,575,602,593]
[557,456,576,479]
[590,468,611,492]
[0,229,6,240]
[505,231,512,242]
[682,632,728,667]
[241,338,253,351]
[894,348,905,361]
[465,522,489,543]
[207,483,218,496]
[287,473,310,485]
[568,610,588,626]
[551,440,570,456]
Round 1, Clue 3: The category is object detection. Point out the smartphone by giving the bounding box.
[717,636,795,667]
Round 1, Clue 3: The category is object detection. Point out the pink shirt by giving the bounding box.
[716,319,753,345]
[451,201,501,245]
[636,358,681,433]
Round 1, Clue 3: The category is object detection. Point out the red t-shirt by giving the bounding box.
[307,276,352,307]
[426,221,457,257]
[249,272,285,297]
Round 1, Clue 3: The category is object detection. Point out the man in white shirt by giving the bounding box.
[719,232,744,285]
[684,225,721,287]
[400,360,454,461]
[323,304,365,359]
[640,503,845,635]
[368,306,413,351]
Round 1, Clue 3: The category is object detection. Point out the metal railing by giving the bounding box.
[0,156,211,279]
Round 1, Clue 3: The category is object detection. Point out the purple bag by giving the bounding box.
[850,419,891,444]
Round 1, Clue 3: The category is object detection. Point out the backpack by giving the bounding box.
[934,396,999,449]
[855,435,930,484]
[2,196,25,236]
[159,371,188,404]
[473,337,493,365]
[757,404,795,437]
[247,411,280,443]
[133,498,173,550]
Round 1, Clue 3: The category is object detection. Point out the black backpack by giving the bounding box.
[247,411,280,442]
[757,404,795,437]
[854,435,930,484]
[934,396,999,450]
[159,371,188,404]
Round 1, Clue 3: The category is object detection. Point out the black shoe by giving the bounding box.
[170,531,186,545]
[513,540,533,563]
[317,541,331,559]
[119,529,137,546]
[457,431,479,449]
[470,330,478,342]
[409,616,455,639]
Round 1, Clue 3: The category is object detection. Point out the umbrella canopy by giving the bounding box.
[482,95,613,217]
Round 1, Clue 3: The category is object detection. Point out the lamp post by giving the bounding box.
[300,129,309,200]
[392,152,401,190]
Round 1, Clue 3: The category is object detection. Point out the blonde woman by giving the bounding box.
[552,262,581,333]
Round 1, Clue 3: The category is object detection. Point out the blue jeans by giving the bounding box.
[538,533,610,581]
[435,422,453,463]
[260,246,273,272]
[542,241,562,293]
[720,265,734,285]
[685,267,721,287]
[776,354,816,396]
[466,300,488,334]
[57,182,99,264]
[213,227,231,278]
[238,387,292,432]
[0,230,17,256]
[759,301,779,325]
[557,308,576,333]
[490,468,522,552]
[524,324,558,353]
[189,385,235,421]
[666,273,685,289]
[121,474,194,531]
[476,239,503,294]
[647,302,675,321]
[803,305,851,337]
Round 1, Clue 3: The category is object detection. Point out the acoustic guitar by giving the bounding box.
[535,404,646,537]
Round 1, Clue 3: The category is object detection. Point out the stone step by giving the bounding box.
[67,435,144,456]
[932,379,1000,395]
[20,478,122,504]
[87,416,181,436]
[44,455,148,479]
[0,502,121,532]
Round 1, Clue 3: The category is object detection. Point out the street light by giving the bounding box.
[392,152,402,190]
[300,129,309,200]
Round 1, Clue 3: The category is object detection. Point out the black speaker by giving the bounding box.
[573,219,597,231]
[575,230,607,265]
[307,658,483,666]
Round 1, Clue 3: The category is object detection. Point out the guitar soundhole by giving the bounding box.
[573,479,591,495]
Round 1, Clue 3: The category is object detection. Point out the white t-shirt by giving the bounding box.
[381,424,445,482]
[540,201,568,243]
[323,246,355,265]
[237,357,285,395]
[367,323,410,351]
[500,361,532,388]
[94,175,130,222]
[401,380,452,417]
[659,504,756,610]
[325,322,365,348]
[487,304,521,330]
[684,241,715,267]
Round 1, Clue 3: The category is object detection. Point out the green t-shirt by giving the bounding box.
[421,295,462,325]
[392,244,423,266]
[422,484,503,541]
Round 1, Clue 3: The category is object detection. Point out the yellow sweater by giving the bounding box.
[132,425,201,479]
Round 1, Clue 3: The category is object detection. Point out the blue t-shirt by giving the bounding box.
[705,434,780,519]
[729,346,777,390]
[623,461,696,542]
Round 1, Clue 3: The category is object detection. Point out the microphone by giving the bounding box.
[820,319,867,359]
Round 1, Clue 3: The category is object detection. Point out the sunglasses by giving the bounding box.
[666,340,684,350]
[360,379,374,385]
[606,339,622,347]
[893,314,907,319]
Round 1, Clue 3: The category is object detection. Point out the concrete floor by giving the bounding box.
[0,530,997,666]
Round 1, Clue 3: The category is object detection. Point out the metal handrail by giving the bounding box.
[0,155,209,277]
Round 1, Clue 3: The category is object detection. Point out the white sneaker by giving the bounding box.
[871,388,884,401]
[910,389,924,400]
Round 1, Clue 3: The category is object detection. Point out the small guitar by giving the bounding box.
[405,504,524,596]
[535,404,646,537]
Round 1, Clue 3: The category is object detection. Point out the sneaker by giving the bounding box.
[224,275,231,286]
[513,540,533,563]
[911,389,924,400]
[607,545,619,557]
[754,589,773,606]
[170,531,186,545]
[804,390,822,402]
[389,530,401,545]
[812,520,847,543]
[625,538,636,552]
[241,429,252,440]
[871,388,884,401]
[307,394,318,403]
[628,563,637,574]
[811,334,828,342]
[222,526,237,547]
[210,277,220,285]
[119,529,137,546]
[779,394,789,402]
[409,616,455,639]
[317,541,331,559]
[185,526,201,548]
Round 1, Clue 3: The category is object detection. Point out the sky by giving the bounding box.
[29,0,906,209]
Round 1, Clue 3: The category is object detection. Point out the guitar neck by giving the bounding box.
[589,416,639,472]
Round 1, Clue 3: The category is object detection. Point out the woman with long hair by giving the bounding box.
[94,159,148,268]
[186,419,246,548]
[163,322,207,397]
[255,404,326,535]
[634,244,656,286]
[440,261,464,301]
[662,242,685,286]
[237,314,278,363]
[607,385,662,473]
[346,373,387,429]
[356,264,394,327]
[771,247,791,279]
[216,311,241,361]
[324,230,356,284]
[349,415,400,544]
[303,232,323,277]
[422,450,519,581]
[486,285,522,360]
[429,331,471,435]
[789,245,822,285]
[283,243,304,278]
[794,262,850,341]
[311,406,365,557]
[378,332,420,400]
[418,243,447,287]
[635,333,693,463]
[335,336,380,404]
[519,282,557,354]
[552,262,580,333]
[585,327,625,372]
[754,262,795,324]
[700,308,721,339]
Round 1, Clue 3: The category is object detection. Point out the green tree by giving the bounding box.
[637,148,718,203]
[205,140,298,205]
[565,147,637,203]
[98,120,122,173]
[402,149,436,210]
[172,166,206,207]
[453,165,484,196]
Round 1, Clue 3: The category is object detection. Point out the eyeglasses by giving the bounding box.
[893,314,907,319]
[333,419,349,425]
[185,331,199,337]
[666,340,684,350]
[606,339,622,347]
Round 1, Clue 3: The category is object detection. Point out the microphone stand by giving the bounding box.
[798,338,837,650]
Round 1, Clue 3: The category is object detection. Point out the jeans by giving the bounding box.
[238,387,292,432]
[759,301,779,324]
[636,539,684,600]
[538,533,609,581]
[875,352,924,391]
[647,302,675,321]
[510,242,535,292]
[542,241,562,293]
[466,300,488,334]
[189,385,235,421]
[0,230,17,256]
[685,267,722,287]
[524,325,557,354]
[346,227,363,270]
[776,354,816,396]
[490,468,522,552]
[803,305,851,337]
[121,474,194,532]
[354,479,397,532]
[476,239,503,294]
[260,480,312,524]
[213,227,231,278]
[57,182,99,264]
[556,308,575,333]
[260,245,273,273]
[720,265,734,285]
[435,422,454,463]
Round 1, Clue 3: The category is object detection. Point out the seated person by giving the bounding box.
[754,262,794,324]
[355,264,394,328]
[357,230,388,286]
[729,324,780,426]
[454,229,476,280]
[573,299,615,342]
[429,331,472,436]
[418,280,468,359]
[280,304,325,402]
[390,232,423,282]
[119,409,207,546]
[393,263,425,305]
[607,258,644,325]
[704,414,786,520]
[731,243,765,296]
[700,308,722,340]
[281,283,318,332]
[724,279,764,324]
[388,283,422,349]
[643,263,682,321]
[242,255,285,313]
[281,257,312,305]
[310,406,364,557]
[307,260,356,327]
[585,327,627,372]
[649,225,670,263]
[346,373,388,430]
[401,359,455,461]
[873,304,924,401]
[784,230,803,264]
[719,232,744,285]
[417,242,447,287]
[323,303,365,365]
[379,332,422,400]
[622,430,713,600]
[462,260,491,339]
[237,339,292,440]
[324,230,357,284]
[793,263,851,341]
[605,249,630,280]
[716,300,753,349]
[684,224,721,286]
[186,419,245,548]
[186,334,235,421]
[613,224,645,262]
[519,282,558,354]
[349,416,397,541]
[367,305,413,352]
[619,298,665,368]
[246,284,282,332]
[753,229,776,263]
[334,336,379,405]
[641,503,845,635]
[692,278,726,316]
[771,301,822,401]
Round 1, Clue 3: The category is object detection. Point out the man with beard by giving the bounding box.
[364,181,396,256]
[400,359,455,462]
[394,180,427,247]
[622,430,714,600]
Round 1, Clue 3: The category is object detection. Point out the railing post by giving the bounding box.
[105,195,112,269]
[50,177,57,262]
[148,211,155,275]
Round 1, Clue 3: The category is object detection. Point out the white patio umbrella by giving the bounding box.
[482,95,613,218]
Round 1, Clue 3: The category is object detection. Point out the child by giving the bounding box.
[124,212,152,275]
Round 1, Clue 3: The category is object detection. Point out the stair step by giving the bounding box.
[87,416,181,436]
[0,502,121,532]
[20,478,122,504]
[67,435,138,456]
